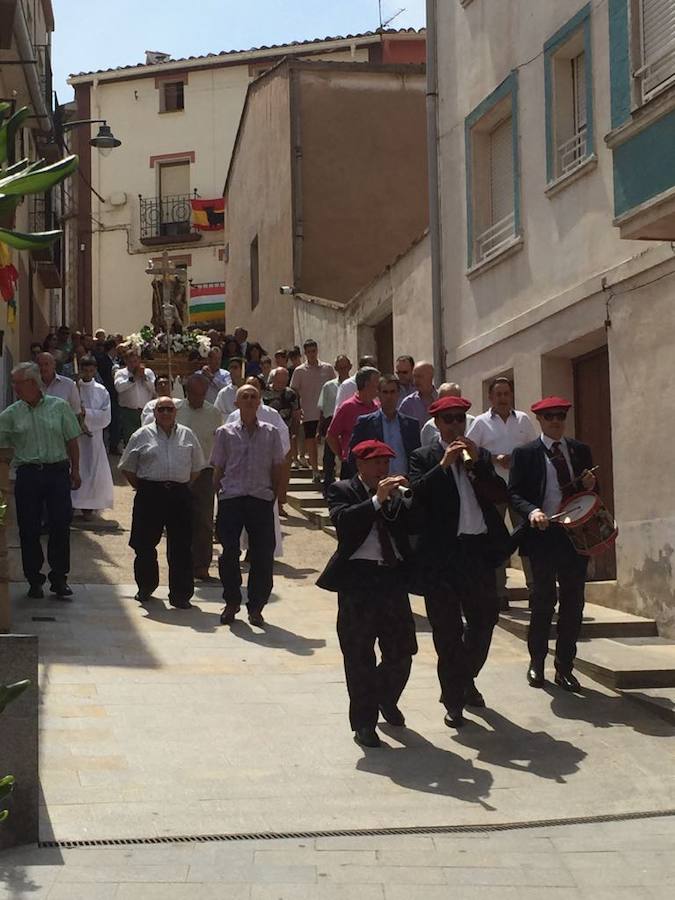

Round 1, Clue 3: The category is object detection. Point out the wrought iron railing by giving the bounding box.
[139,193,198,240]
[475,211,516,263]
[557,128,588,176]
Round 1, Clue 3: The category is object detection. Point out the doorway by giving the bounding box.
[573,345,616,581]
[374,314,393,376]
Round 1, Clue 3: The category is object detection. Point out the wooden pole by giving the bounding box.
[0,447,14,634]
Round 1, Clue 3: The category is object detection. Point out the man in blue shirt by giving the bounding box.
[349,374,420,474]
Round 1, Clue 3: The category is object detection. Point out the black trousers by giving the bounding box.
[527,527,588,672]
[15,463,72,587]
[424,537,499,712]
[216,496,275,612]
[337,562,418,731]
[129,480,194,602]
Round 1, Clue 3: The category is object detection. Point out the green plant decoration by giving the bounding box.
[0,679,31,823]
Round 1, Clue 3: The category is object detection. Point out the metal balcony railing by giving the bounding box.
[475,211,516,263]
[557,127,588,176]
[139,193,197,240]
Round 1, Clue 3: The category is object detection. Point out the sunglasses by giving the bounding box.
[156,406,175,413]
[438,413,466,424]
[541,412,567,421]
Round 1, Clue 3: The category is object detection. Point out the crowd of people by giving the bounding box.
[0,324,599,750]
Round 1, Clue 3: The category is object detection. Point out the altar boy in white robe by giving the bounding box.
[71,355,114,520]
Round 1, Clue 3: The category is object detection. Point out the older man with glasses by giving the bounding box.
[119,398,205,609]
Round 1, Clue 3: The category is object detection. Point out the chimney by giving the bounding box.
[145,50,172,66]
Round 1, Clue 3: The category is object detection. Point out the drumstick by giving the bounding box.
[560,465,600,491]
[549,506,582,522]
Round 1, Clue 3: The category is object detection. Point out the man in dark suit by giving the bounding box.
[409,396,509,728]
[509,396,596,692]
[317,439,418,749]
[349,374,421,475]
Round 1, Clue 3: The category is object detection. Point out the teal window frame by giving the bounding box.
[464,70,520,269]
[544,4,594,185]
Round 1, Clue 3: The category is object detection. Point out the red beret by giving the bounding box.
[531,396,572,413]
[352,440,396,460]
[428,396,472,416]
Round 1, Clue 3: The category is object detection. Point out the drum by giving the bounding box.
[557,491,618,557]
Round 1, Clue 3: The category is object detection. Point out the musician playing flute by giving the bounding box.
[408,396,510,729]
[509,396,596,693]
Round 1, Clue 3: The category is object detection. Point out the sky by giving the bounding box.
[51,0,426,101]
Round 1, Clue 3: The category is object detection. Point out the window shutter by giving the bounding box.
[641,0,675,95]
[573,52,587,132]
[489,117,514,225]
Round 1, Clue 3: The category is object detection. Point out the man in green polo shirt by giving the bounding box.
[0,362,81,599]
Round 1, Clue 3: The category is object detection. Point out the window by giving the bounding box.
[250,235,259,310]
[544,5,594,186]
[635,0,675,102]
[158,161,190,236]
[465,72,520,269]
[160,80,185,113]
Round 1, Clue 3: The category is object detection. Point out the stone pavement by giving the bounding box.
[2,478,674,896]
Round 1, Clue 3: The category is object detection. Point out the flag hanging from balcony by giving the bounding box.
[190,197,225,231]
[189,282,226,325]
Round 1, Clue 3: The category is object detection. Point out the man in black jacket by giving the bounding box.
[509,396,596,692]
[317,439,418,748]
[409,396,509,729]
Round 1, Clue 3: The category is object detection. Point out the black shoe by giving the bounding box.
[50,582,73,600]
[379,704,405,726]
[444,708,465,728]
[134,592,153,603]
[527,663,545,688]
[464,682,486,708]
[169,598,193,610]
[27,584,44,599]
[248,610,265,627]
[554,670,581,692]
[220,604,240,625]
[354,728,381,748]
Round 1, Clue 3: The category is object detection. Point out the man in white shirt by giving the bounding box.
[334,354,377,412]
[141,376,173,425]
[290,339,335,483]
[214,357,245,419]
[467,376,537,609]
[114,348,155,445]
[37,352,81,415]
[200,346,231,405]
[421,383,475,447]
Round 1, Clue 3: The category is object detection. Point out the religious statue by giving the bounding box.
[146,252,189,333]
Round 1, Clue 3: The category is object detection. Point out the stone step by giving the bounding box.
[302,507,332,529]
[573,636,675,689]
[498,601,658,641]
[286,490,326,508]
[288,478,322,492]
[619,686,675,726]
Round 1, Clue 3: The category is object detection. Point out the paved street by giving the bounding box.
[2,477,674,896]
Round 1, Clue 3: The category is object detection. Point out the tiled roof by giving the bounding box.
[68,28,425,79]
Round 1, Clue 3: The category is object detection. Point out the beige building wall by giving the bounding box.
[436,1,675,633]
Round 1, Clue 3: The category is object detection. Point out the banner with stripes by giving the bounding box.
[189,282,226,325]
[190,197,225,231]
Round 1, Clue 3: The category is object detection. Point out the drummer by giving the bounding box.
[509,396,596,693]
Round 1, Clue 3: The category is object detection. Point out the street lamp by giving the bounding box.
[62,119,122,156]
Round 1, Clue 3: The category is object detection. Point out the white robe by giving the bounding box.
[71,380,115,510]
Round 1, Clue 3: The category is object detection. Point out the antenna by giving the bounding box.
[378,1,406,30]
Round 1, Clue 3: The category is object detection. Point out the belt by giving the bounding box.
[18,460,69,471]
[138,479,188,489]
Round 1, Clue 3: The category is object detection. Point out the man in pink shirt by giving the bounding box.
[327,366,380,478]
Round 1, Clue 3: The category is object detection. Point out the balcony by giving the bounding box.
[475,211,516,264]
[138,193,202,247]
[29,193,61,287]
[558,127,588,176]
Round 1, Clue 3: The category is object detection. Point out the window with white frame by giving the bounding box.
[635,0,675,102]
[544,7,594,185]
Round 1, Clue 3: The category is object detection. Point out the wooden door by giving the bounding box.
[573,345,616,580]
[374,314,393,376]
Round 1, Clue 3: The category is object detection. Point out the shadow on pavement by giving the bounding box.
[140,601,220,633]
[547,684,675,737]
[356,725,495,809]
[273,560,319,579]
[452,707,586,784]
[228,619,326,656]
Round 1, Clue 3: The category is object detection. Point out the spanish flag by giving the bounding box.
[191,197,225,231]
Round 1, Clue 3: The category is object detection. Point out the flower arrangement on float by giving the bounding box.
[124,325,212,359]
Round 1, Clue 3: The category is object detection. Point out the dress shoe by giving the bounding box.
[50,582,73,600]
[169,598,193,610]
[444,707,465,728]
[554,670,581,692]
[248,610,265,627]
[353,728,381,748]
[27,584,44,600]
[527,663,545,688]
[464,681,486,708]
[379,704,405,726]
[134,592,153,603]
[194,571,220,583]
[220,604,240,625]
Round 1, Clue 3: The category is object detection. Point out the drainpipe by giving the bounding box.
[14,4,50,130]
[426,0,445,378]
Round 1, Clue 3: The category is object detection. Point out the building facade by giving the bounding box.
[66,30,426,339]
[0,0,60,401]
[430,0,675,634]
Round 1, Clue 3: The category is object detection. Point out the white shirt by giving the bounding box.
[421,413,475,448]
[114,366,156,409]
[349,487,406,563]
[466,408,536,482]
[214,383,238,418]
[536,434,574,518]
[119,422,205,483]
[203,367,232,405]
[334,375,358,411]
[226,405,290,455]
[441,439,487,536]
[43,373,81,415]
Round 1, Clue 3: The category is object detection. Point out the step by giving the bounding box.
[498,601,658,642]
[288,478,322,493]
[573,636,675,689]
[302,507,332,529]
[619,687,675,726]
[286,490,326,508]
